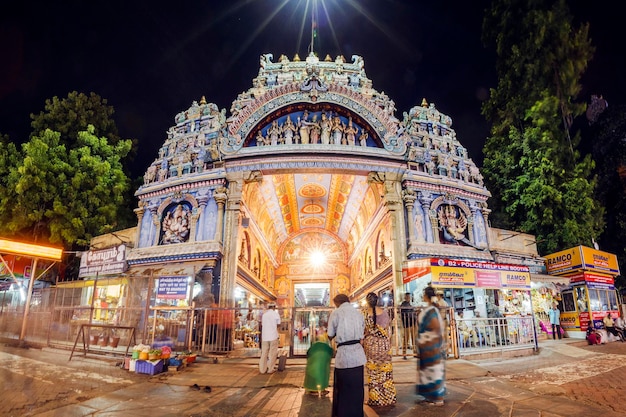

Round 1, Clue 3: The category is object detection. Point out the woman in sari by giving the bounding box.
[363,292,397,407]
[416,286,446,406]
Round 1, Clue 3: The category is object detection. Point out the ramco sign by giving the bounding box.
[79,244,128,277]
[545,245,620,276]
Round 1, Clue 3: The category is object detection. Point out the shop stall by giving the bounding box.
[403,258,532,317]
[544,246,621,339]
[402,258,535,356]
[530,274,571,338]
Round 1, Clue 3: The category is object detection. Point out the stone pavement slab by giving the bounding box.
[1,338,625,416]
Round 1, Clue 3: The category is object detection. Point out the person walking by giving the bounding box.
[327,293,367,417]
[416,286,446,407]
[259,302,281,374]
[363,292,397,407]
[549,303,562,340]
[400,292,417,359]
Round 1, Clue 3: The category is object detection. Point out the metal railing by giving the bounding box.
[0,288,538,359]
[455,316,536,355]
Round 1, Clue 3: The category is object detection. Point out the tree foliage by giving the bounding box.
[31,92,120,145]
[481,0,602,254]
[29,92,140,170]
[588,104,626,287]
[0,134,21,225]
[0,126,131,248]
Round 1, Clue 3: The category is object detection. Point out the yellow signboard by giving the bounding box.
[429,260,530,290]
[545,246,619,276]
[580,246,620,275]
[431,266,475,287]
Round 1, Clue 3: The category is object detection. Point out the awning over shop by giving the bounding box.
[530,274,571,285]
[55,276,129,288]
[128,261,210,277]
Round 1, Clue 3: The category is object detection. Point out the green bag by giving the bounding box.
[303,342,333,392]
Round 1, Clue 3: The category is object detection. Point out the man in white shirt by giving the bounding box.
[327,293,366,417]
[259,302,281,374]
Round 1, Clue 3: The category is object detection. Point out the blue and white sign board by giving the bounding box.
[157,276,189,299]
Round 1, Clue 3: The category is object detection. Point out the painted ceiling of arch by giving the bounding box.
[139,52,490,259]
[242,172,382,255]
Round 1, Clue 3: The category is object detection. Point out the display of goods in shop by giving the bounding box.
[148,349,162,360]
[161,346,172,359]
[169,358,183,367]
[109,336,121,348]
[135,359,163,375]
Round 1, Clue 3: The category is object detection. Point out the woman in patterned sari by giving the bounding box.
[363,292,397,407]
[416,286,446,406]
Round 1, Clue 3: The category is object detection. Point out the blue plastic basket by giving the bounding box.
[135,359,163,375]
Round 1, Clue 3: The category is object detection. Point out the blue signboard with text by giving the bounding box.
[157,276,189,299]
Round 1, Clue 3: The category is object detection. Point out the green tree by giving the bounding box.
[481,0,602,254]
[31,91,120,145]
[0,134,21,225]
[29,91,138,228]
[0,126,131,248]
[588,104,626,288]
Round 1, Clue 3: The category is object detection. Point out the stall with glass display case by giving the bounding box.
[557,272,619,338]
[544,246,621,339]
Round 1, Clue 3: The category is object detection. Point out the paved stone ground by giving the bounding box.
[0,338,624,416]
[478,340,626,415]
[0,346,145,416]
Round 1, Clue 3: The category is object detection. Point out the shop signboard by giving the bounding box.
[0,255,36,279]
[79,244,128,277]
[402,258,430,284]
[475,270,501,288]
[561,311,583,331]
[566,271,615,289]
[431,264,475,287]
[429,258,531,290]
[402,258,531,289]
[157,275,189,299]
[545,245,620,276]
[579,246,620,275]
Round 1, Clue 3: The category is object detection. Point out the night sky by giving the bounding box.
[1,0,623,178]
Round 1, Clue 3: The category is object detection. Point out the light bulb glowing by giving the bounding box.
[310,250,326,266]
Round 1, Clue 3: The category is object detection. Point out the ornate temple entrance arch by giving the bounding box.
[129,51,500,317]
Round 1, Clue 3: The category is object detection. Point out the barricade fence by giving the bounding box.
[0,290,537,358]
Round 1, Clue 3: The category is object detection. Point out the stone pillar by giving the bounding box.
[218,173,244,307]
[420,192,435,244]
[148,202,160,246]
[134,205,145,247]
[213,186,228,243]
[481,204,491,248]
[195,192,210,242]
[402,188,417,249]
[135,200,160,248]
[369,171,407,305]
